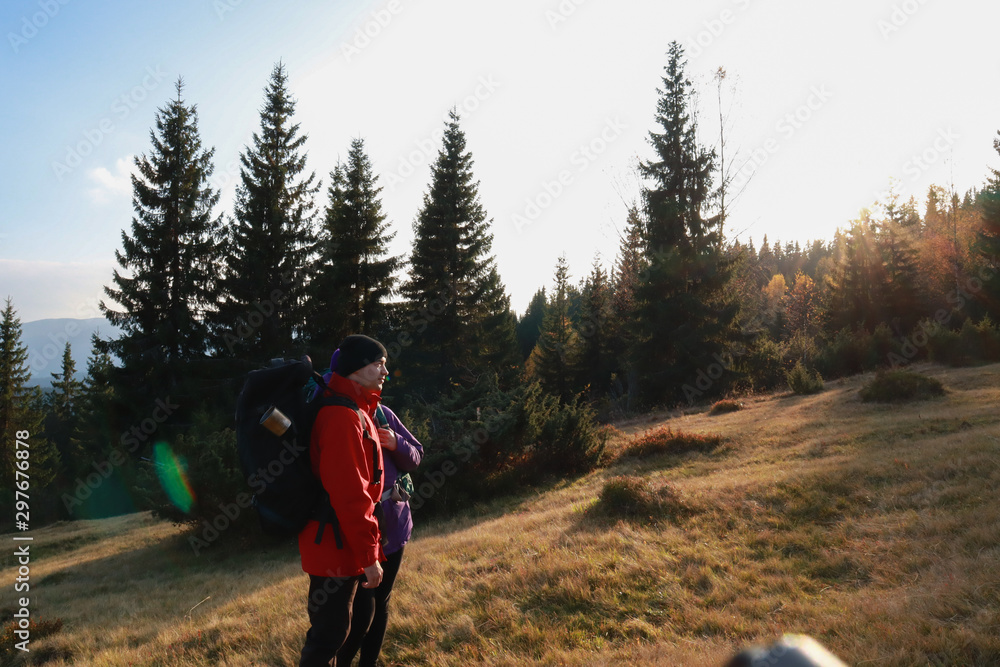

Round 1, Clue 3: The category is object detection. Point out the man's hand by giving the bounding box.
[377,427,398,452]
[362,561,383,589]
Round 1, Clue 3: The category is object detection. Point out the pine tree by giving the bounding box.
[879,189,924,332]
[577,256,613,397]
[100,78,222,409]
[1,299,58,520]
[634,41,737,403]
[976,131,1000,315]
[608,206,646,409]
[515,288,547,361]
[785,272,819,337]
[218,62,320,363]
[824,213,883,332]
[527,256,581,402]
[399,110,518,397]
[69,335,118,477]
[45,343,81,475]
[309,138,400,355]
[64,335,134,519]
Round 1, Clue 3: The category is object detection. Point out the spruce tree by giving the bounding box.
[577,256,613,398]
[634,41,737,404]
[879,190,924,332]
[399,110,518,397]
[308,137,400,356]
[218,62,320,363]
[824,214,883,332]
[527,256,581,402]
[0,299,58,519]
[64,335,135,519]
[100,78,222,410]
[976,131,1000,314]
[69,335,118,477]
[608,206,646,409]
[45,343,81,476]
[516,288,547,361]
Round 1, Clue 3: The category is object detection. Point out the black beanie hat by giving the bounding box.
[333,334,387,377]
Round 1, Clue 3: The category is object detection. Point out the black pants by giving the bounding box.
[336,547,405,667]
[299,574,361,667]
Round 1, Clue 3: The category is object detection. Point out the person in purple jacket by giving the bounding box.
[335,399,423,667]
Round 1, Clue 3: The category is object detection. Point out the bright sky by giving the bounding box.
[3,0,999,323]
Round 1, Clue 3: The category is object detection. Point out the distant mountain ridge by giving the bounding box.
[22,317,120,388]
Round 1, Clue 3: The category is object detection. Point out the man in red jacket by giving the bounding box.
[299,334,389,667]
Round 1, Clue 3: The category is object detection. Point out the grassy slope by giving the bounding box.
[3,362,1000,666]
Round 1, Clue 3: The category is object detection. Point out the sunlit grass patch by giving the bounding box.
[859,368,945,403]
[615,426,722,461]
[709,398,743,415]
[588,475,693,523]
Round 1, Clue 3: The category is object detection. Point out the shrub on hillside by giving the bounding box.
[616,427,720,461]
[859,369,945,403]
[786,360,824,395]
[134,426,246,529]
[405,375,607,516]
[739,335,786,391]
[709,399,743,415]
[592,475,689,521]
[814,324,900,379]
[1,616,63,658]
[952,317,1000,365]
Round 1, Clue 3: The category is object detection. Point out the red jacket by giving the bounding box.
[298,372,385,577]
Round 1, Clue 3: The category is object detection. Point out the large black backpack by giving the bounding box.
[235,356,367,546]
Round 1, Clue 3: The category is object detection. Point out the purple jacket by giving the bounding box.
[378,405,423,555]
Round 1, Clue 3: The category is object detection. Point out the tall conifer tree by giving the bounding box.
[634,41,737,404]
[879,190,924,332]
[516,288,548,361]
[218,63,319,363]
[976,131,1000,314]
[824,214,883,332]
[0,299,58,509]
[399,110,518,397]
[527,256,580,402]
[100,79,222,409]
[309,138,400,354]
[69,335,118,476]
[45,343,81,475]
[608,207,646,409]
[577,256,614,398]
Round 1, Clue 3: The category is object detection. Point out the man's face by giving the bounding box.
[350,357,388,391]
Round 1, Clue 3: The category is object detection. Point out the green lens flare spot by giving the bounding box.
[153,441,195,514]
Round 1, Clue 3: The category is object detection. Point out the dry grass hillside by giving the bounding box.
[3,362,1000,666]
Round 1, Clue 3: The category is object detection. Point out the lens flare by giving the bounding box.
[153,441,195,514]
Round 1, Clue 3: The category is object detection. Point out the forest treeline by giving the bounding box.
[4,42,1000,532]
